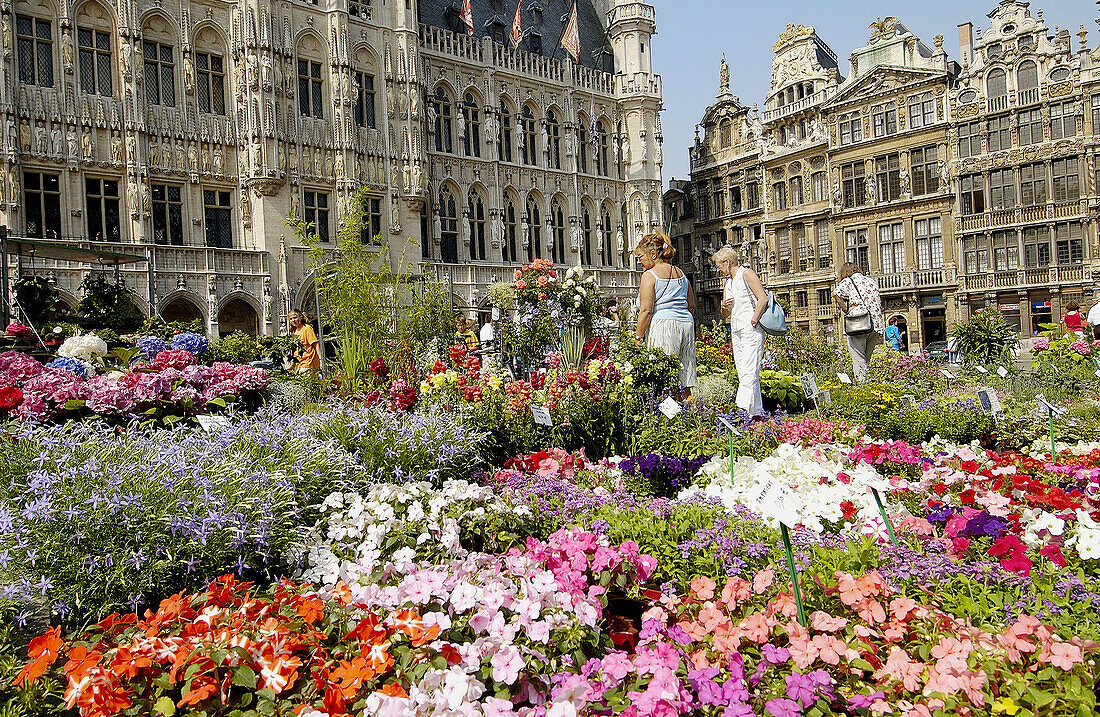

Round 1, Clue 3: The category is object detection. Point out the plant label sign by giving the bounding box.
[996,366,1009,378]
[940,368,954,380]
[717,416,742,436]
[800,373,819,399]
[819,390,832,405]
[1094,369,1100,379]
[976,387,1002,415]
[658,396,682,419]
[1035,394,1066,417]
[837,373,852,385]
[902,394,917,405]
[196,415,230,433]
[530,405,553,427]
[975,365,988,374]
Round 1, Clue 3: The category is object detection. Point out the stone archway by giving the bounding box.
[161,296,203,325]
[217,298,259,336]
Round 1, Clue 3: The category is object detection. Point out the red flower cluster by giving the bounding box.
[0,385,23,411]
[14,576,438,717]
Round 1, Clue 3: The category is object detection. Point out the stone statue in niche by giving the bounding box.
[324,150,333,179]
[81,127,94,161]
[126,134,136,163]
[150,138,159,167]
[391,163,400,189]
[278,144,287,175]
[35,123,47,155]
[432,211,442,240]
[544,217,553,252]
[188,143,199,174]
[127,177,139,216]
[51,126,63,157]
[120,42,132,79]
[615,227,624,254]
[334,152,344,179]
[289,192,299,217]
[213,146,224,175]
[461,212,471,246]
[234,57,246,91]
[521,216,529,249]
[19,119,30,153]
[491,213,503,248]
[831,179,842,205]
[899,168,910,194]
[313,148,323,177]
[142,183,151,212]
[174,142,184,171]
[402,159,411,193]
[261,54,273,91]
[241,191,252,227]
[62,31,73,72]
[202,145,211,173]
[390,198,401,234]
[10,168,20,202]
[110,131,122,163]
[655,137,663,165]
[184,55,195,94]
[569,223,581,253]
[865,173,876,204]
[411,162,423,194]
[6,119,16,154]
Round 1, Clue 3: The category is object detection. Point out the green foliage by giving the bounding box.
[13,275,65,329]
[760,369,804,413]
[139,315,205,340]
[634,411,723,458]
[952,307,1017,364]
[878,400,996,444]
[208,331,264,364]
[90,328,120,345]
[402,280,454,355]
[613,327,682,396]
[764,325,843,376]
[75,274,144,333]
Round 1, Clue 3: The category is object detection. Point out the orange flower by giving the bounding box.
[296,595,325,625]
[179,675,218,707]
[345,614,388,644]
[379,682,409,698]
[258,653,302,694]
[363,640,393,675]
[13,626,63,687]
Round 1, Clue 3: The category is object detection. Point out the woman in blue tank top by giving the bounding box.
[633,231,697,399]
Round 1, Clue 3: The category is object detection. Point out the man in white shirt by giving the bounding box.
[1087,294,1100,340]
[479,313,496,350]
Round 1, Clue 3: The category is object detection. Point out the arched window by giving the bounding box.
[620,203,630,267]
[719,119,732,148]
[789,176,803,206]
[616,123,625,179]
[547,110,561,169]
[986,69,1007,98]
[439,186,458,263]
[551,198,566,264]
[577,116,589,174]
[499,101,513,162]
[597,120,609,176]
[420,203,431,259]
[462,93,481,158]
[16,12,55,88]
[143,14,178,108]
[601,208,613,266]
[433,87,453,153]
[503,193,518,263]
[1017,61,1038,90]
[521,105,538,165]
[527,196,542,261]
[295,33,327,119]
[468,190,486,261]
[76,1,114,96]
[581,205,593,266]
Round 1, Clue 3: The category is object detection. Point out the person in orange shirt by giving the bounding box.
[288,310,321,374]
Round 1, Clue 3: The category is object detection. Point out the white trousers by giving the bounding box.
[731,325,765,416]
[846,331,883,383]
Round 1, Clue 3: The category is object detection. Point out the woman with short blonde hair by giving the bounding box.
[288,309,321,374]
[713,246,768,416]
[633,231,697,399]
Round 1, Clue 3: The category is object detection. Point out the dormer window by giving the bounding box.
[1001,24,1015,35]
[1017,34,1034,51]
[987,43,1002,59]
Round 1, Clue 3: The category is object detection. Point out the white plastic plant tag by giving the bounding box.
[531,405,553,426]
[659,396,682,419]
[837,373,852,385]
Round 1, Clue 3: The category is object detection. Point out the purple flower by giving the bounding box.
[847,691,886,710]
[762,644,790,665]
[765,697,803,717]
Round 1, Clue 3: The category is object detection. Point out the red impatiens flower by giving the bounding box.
[0,385,23,412]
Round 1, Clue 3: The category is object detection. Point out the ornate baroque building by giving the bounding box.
[687,1,1098,348]
[1,0,661,335]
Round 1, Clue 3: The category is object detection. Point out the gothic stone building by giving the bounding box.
[2,0,661,335]
[689,2,1098,349]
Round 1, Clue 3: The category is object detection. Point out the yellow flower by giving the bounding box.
[621,375,633,388]
[992,698,1019,715]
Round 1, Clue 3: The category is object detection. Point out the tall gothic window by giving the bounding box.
[577,117,589,174]
[596,121,609,176]
[546,110,561,169]
[143,41,176,107]
[297,59,323,118]
[439,187,458,263]
[353,72,376,128]
[16,15,53,87]
[77,27,112,96]
[527,196,542,261]
[462,93,481,157]
[468,191,486,261]
[503,194,518,263]
[551,198,566,264]
[196,52,225,115]
[433,87,453,153]
[499,101,513,162]
[581,206,593,266]
[521,105,538,165]
[601,208,613,266]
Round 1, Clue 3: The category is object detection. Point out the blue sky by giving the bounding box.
[651,0,1089,186]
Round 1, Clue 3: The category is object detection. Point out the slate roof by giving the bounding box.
[419,0,613,71]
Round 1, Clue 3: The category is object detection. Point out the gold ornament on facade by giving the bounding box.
[957,103,980,119]
[868,17,898,40]
[772,23,814,53]
[1048,81,1073,99]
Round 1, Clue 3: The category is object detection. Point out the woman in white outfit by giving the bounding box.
[834,261,884,383]
[634,231,697,400]
[713,247,768,416]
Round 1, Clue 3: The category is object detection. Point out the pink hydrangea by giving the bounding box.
[21,367,82,405]
[13,390,49,420]
[1032,337,1050,351]
[5,322,34,341]
[127,371,173,403]
[0,351,44,384]
[82,375,137,415]
[152,349,199,371]
[227,365,268,392]
[1069,339,1090,356]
